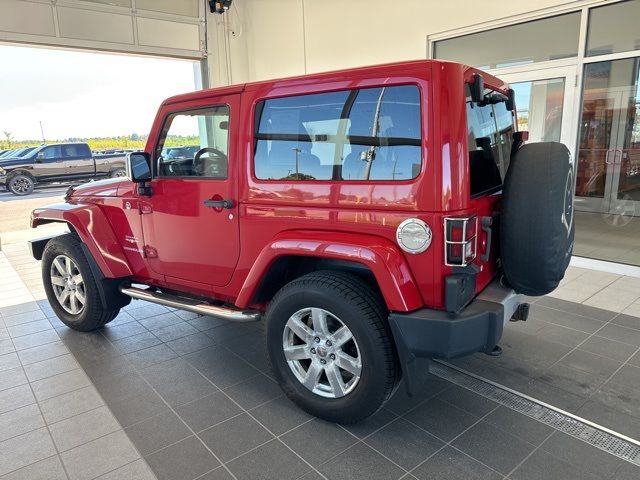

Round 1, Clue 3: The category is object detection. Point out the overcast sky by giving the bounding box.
[0,44,197,141]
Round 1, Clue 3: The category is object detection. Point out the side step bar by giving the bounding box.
[120,286,261,323]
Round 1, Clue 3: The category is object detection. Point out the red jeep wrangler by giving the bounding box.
[30,60,574,423]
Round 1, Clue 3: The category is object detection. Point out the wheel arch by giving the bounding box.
[236,231,423,312]
[31,203,133,278]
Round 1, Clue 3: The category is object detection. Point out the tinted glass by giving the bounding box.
[254,85,421,181]
[157,106,229,179]
[466,87,514,196]
[62,144,88,158]
[587,0,640,57]
[434,13,580,69]
[42,146,62,160]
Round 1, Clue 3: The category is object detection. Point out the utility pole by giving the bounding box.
[39,121,46,144]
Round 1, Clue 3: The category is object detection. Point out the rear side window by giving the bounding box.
[466,86,514,196]
[254,85,422,181]
[63,144,90,158]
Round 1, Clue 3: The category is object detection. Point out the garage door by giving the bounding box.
[0,0,205,59]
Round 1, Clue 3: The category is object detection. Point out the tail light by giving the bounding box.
[444,216,477,266]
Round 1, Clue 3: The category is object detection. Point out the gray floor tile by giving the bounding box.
[78,352,137,381]
[227,439,310,480]
[0,404,45,443]
[281,418,357,467]
[578,336,638,363]
[138,312,183,331]
[165,333,215,356]
[0,384,35,415]
[125,411,191,456]
[577,398,640,440]
[60,430,139,480]
[106,310,137,327]
[510,448,599,480]
[31,369,90,402]
[39,385,104,425]
[541,431,622,479]
[141,358,218,407]
[49,406,120,452]
[611,314,640,331]
[628,350,640,368]
[596,324,640,346]
[199,413,273,462]
[127,304,171,320]
[105,389,171,428]
[223,373,282,410]
[535,364,608,397]
[95,459,156,480]
[403,397,479,442]
[452,421,537,474]
[186,315,226,332]
[23,354,78,382]
[317,442,405,480]
[1,310,47,327]
[11,329,59,351]
[184,346,260,389]
[384,367,450,416]
[0,367,27,392]
[558,349,623,377]
[517,379,587,413]
[0,353,20,372]
[0,339,15,356]
[101,321,147,341]
[0,455,67,480]
[341,407,397,440]
[412,445,502,480]
[248,395,312,436]
[436,385,499,417]
[7,320,53,339]
[484,407,553,446]
[365,418,443,470]
[0,302,42,318]
[153,322,198,343]
[613,462,640,480]
[145,436,219,480]
[16,341,69,365]
[529,305,606,333]
[0,428,57,476]
[124,344,178,369]
[57,330,114,355]
[175,391,242,432]
[112,331,162,355]
[535,297,616,322]
[196,467,234,480]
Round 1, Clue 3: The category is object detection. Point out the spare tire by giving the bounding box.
[500,142,574,296]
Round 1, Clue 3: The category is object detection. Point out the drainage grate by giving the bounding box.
[430,361,640,466]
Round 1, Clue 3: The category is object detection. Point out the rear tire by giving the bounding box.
[265,271,398,423]
[8,173,35,196]
[42,234,120,331]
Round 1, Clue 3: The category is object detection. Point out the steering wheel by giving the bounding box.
[193,147,228,177]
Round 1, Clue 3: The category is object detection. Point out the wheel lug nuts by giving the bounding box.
[320,359,326,364]
[330,354,335,360]
[314,337,320,343]
[310,348,316,354]
[326,340,332,347]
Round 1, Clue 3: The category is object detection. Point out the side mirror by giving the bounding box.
[125,152,151,182]
[470,73,485,104]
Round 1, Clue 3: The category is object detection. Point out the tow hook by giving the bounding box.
[510,303,530,322]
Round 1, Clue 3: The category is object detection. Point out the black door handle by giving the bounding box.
[203,199,234,209]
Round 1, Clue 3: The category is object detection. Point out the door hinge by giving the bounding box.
[140,203,153,214]
[143,246,158,258]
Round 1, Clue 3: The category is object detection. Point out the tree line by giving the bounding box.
[1,133,200,151]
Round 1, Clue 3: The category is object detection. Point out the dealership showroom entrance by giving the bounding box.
[1,1,640,479]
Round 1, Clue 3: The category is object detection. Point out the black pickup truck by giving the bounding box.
[0,143,126,195]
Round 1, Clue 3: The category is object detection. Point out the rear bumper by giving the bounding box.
[389,278,521,392]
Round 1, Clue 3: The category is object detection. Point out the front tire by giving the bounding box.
[8,174,35,196]
[265,271,398,423]
[42,234,120,331]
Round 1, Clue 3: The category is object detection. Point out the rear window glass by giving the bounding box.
[466,85,514,196]
[254,85,422,181]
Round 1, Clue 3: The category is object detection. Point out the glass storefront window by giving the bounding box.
[586,0,640,57]
[433,13,580,69]
[511,78,565,143]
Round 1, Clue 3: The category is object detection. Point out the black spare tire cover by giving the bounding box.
[500,142,574,296]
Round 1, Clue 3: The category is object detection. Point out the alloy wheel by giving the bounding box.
[282,307,362,398]
[50,255,86,315]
